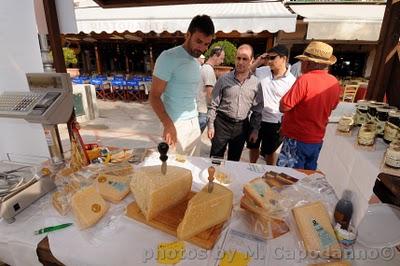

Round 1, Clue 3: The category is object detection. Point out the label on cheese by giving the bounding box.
[157,241,185,265]
[219,251,252,266]
[312,219,335,249]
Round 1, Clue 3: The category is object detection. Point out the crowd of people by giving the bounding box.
[150,15,340,171]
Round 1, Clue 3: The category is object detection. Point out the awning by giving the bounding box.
[289,4,385,41]
[74,0,297,34]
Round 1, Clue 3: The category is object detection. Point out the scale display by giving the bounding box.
[0,73,73,124]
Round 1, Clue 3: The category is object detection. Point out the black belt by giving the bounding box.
[217,111,247,123]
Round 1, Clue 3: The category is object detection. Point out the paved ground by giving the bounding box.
[59,99,266,163]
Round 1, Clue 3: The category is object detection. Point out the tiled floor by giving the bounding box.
[59,99,266,163]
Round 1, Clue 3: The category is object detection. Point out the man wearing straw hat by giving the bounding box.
[277,41,341,170]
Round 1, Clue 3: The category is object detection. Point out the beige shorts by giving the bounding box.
[174,116,201,156]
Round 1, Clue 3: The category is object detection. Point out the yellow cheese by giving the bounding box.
[96,174,131,203]
[243,177,280,212]
[177,183,233,240]
[71,186,109,229]
[130,165,192,221]
[292,201,341,258]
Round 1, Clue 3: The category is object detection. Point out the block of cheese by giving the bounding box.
[292,201,341,258]
[96,174,131,203]
[177,183,233,240]
[240,195,289,239]
[130,165,192,221]
[243,177,280,212]
[71,186,109,229]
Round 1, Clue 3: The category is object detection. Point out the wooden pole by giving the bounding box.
[367,0,400,105]
[43,0,66,73]
[95,45,102,74]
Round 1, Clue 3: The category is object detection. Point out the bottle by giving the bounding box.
[334,190,353,230]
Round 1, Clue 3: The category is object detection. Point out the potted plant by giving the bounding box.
[63,47,80,77]
[50,47,80,77]
[205,40,237,78]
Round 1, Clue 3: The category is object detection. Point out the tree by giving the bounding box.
[205,40,237,66]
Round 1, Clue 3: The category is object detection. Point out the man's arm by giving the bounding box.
[205,85,213,104]
[248,83,264,142]
[249,53,267,73]
[207,78,223,139]
[149,76,176,146]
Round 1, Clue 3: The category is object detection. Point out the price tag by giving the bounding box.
[157,241,185,265]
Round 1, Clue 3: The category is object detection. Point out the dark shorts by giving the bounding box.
[247,121,282,156]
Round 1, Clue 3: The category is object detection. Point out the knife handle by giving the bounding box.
[158,142,169,162]
[208,166,215,183]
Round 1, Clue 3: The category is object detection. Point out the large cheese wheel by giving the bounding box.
[130,165,192,221]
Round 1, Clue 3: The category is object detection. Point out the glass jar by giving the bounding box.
[355,100,369,126]
[384,111,400,143]
[358,122,376,146]
[337,116,354,132]
[385,144,400,168]
[375,106,397,137]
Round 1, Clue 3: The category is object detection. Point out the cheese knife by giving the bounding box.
[158,142,169,175]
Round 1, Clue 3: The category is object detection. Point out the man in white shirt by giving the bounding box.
[197,46,225,132]
[247,45,296,164]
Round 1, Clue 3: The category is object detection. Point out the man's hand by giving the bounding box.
[163,122,177,146]
[248,131,258,143]
[208,128,215,140]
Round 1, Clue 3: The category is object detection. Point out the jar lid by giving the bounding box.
[389,111,400,118]
[377,107,392,113]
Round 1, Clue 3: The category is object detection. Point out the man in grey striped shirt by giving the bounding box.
[207,44,263,161]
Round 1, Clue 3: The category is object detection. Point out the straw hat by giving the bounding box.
[295,41,337,65]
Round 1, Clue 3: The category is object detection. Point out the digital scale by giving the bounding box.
[0,73,73,223]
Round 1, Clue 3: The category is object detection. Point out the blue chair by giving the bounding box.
[111,79,127,100]
[126,80,140,101]
[91,78,112,100]
[72,77,84,84]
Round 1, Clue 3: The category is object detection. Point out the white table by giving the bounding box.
[1,154,400,265]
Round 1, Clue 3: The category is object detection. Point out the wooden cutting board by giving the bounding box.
[125,191,224,250]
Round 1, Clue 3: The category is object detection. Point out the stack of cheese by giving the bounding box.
[292,201,341,258]
[177,183,233,240]
[240,177,289,239]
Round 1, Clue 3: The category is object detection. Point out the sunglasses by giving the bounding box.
[265,55,279,60]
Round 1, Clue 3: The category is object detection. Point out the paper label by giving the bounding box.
[220,251,252,266]
[157,241,184,265]
[312,219,335,249]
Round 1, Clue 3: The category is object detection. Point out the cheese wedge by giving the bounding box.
[71,186,109,229]
[96,174,131,203]
[243,177,280,211]
[292,201,341,258]
[130,165,192,221]
[177,183,233,240]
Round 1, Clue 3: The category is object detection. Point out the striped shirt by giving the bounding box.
[207,71,263,132]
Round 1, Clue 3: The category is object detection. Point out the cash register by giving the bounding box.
[0,73,73,223]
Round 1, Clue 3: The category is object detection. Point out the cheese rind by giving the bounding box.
[96,174,131,203]
[177,183,233,240]
[130,165,192,221]
[292,201,341,258]
[71,186,109,229]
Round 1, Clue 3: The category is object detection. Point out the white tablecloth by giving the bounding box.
[2,153,400,265]
[318,124,387,227]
